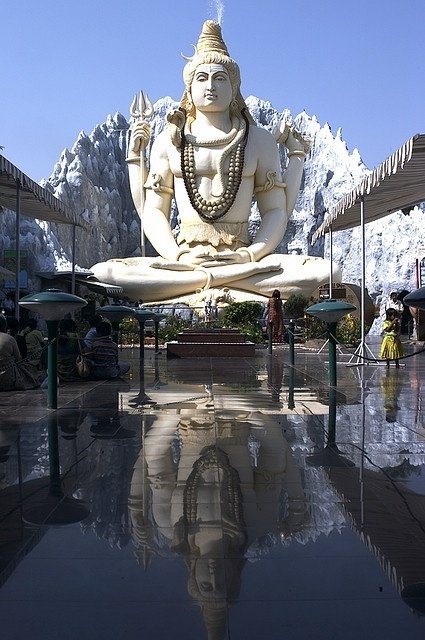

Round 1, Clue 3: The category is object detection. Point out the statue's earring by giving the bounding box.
[230,97,238,112]
[187,93,193,108]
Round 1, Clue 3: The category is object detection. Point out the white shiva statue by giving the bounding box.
[91,20,339,304]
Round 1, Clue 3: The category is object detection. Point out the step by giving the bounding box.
[167,340,255,358]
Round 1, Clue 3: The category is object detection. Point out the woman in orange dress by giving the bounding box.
[267,289,285,343]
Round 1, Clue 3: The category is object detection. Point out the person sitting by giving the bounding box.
[6,316,27,359]
[2,295,15,316]
[0,315,39,390]
[20,318,45,369]
[90,20,338,305]
[57,318,85,382]
[83,313,103,350]
[90,320,130,380]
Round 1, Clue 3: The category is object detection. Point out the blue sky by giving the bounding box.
[1,0,424,182]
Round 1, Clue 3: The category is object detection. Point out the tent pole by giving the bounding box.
[347,194,378,366]
[329,226,333,298]
[15,180,21,321]
[360,195,366,358]
[71,225,76,296]
[347,194,378,367]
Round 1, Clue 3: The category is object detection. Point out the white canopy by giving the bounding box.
[312,133,425,243]
[0,153,89,229]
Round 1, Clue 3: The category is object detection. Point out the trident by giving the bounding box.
[130,91,154,257]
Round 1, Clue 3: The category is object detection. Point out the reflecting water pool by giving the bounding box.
[1,344,425,639]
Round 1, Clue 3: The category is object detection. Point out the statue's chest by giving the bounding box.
[169,145,225,178]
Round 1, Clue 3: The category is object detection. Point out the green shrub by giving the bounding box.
[336,315,361,346]
[304,313,362,346]
[221,301,265,344]
[222,301,263,326]
[158,315,192,342]
[304,315,327,340]
[283,294,309,319]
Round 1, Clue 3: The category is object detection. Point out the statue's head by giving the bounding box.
[186,556,245,640]
[180,21,251,122]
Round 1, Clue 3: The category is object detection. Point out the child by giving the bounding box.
[379,308,404,368]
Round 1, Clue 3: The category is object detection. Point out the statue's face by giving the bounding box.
[194,558,226,599]
[190,63,233,113]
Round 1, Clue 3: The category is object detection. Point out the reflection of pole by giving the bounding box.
[142,416,146,514]
[154,320,160,355]
[46,320,59,410]
[328,322,337,387]
[139,321,145,360]
[359,369,366,528]
[288,320,295,366]
[287,320,295,409]
[23,413,90,526]
[327,386,337,448]
[268,322,273,355]
[288,365,295,410]
[48,413,62,497]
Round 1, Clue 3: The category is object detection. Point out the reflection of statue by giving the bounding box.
[129,411,308,639]
[91,21,338,304]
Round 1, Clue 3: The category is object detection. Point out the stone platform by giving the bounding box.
[166,327,255,358]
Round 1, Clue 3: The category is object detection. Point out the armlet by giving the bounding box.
[144,173,174,195]
[254,171,286,194]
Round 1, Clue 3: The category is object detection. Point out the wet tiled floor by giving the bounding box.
[1,338,425,639]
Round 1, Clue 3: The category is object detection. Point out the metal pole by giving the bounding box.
[15,180,21,320]
[46,320,59,410]
[328,321,337,388]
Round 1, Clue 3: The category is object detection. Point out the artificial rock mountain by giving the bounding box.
[1,96,423,333]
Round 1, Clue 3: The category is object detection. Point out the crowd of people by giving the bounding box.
[0,311,130,392]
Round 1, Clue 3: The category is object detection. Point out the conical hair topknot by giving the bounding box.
[196,20,229,56]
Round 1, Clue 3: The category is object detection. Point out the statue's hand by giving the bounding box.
[178,248,217,267]
[150,260,195,272]
[128,120,151,157]
[199,250,251,267]
[285,128,311,155]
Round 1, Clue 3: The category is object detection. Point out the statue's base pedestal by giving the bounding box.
[167,328,255,358]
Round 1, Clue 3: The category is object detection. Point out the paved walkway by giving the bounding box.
[1,337,425,639]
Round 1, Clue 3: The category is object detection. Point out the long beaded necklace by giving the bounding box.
[181,110,250,222]
[183,446,245,530]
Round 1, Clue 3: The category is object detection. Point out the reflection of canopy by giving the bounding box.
[0,153,89,228]
[328,466,425,606]
[312,133,425,242]
[0,265,15,278]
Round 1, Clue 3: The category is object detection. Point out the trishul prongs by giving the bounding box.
[130,91,154,122]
